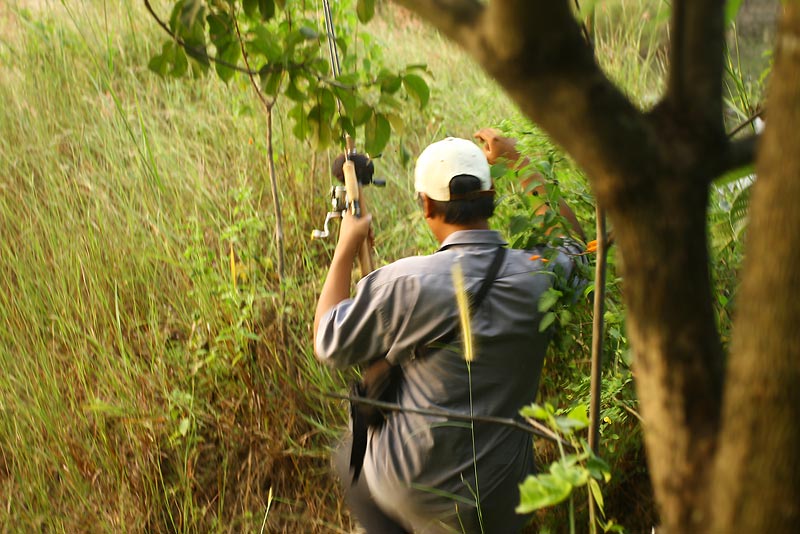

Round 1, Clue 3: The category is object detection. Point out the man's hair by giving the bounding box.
[427,175,495,224]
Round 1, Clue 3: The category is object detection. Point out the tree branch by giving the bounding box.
[323,391,574,449]
[668,0,726,133]
[728,108,765,138]
[143,0,257,75]
[143,0,364,92]
[390,0,483,49]
[395,0,655,207]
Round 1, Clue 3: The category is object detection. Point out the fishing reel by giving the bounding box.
[312,152,385,239]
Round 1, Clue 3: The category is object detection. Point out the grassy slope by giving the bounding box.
[0,0,769,531]
[0,1,517,532]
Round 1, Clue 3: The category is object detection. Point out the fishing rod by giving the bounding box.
[312,0,382,279]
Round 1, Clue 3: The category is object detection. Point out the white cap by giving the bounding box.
[414,137,491,201]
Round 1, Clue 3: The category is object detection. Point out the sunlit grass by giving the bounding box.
[0,0,763,531]
[0,0,519,531]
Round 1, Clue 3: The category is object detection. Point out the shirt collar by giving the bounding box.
[437,229,508,252]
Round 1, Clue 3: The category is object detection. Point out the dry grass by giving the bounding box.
[0,1,516,532]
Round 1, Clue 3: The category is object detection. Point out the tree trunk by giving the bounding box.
[607,164,723,533]
[709,3,800,530]
[390,1,781,531]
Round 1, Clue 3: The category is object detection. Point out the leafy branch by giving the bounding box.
[144,0,432,155]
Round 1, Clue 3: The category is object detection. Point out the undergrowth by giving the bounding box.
[0,0,766,532]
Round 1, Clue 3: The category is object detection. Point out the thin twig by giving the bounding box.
[589,205,607,457]
[143,0,257,74]
[233,13,273,109]
[322,391,575,450]
[142,0,356,89]
[613,398,643,423]
[727,107,765,138]
[233,6,285,280]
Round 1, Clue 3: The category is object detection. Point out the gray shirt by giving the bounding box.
[316,229,575,533]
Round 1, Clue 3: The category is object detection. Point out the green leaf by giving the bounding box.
[400,144,412,167]
[356,0,376,23]
[379,73,402,94]
[331,88,354,120]
[352,104,373,127]
[285,73,305,102]
[340,115,355,138]
[509,214,530,236]
[516,473,572,514]
[289,103,311,141]
[378,92,404,110]
[490,162,508,180]
[519,403,549,421]
[178,0,204,31]
[261,67,284,96]
[554,416,587,434]
[725,0,744,26]
[308,95,336,149]
[148,41,174,77]
[539,311,556,332]
[321,88,337,117]
[310,117,333,150]
[171,44,189,76]
[258,0,275,21]
[567,405,590,427]
[538,288,562,312]
[385,113,404,134]
[250,25,282,61]
[215,41,241,83]
[364,112,390,155]
[587,455,612,482]
[554,407,589,434]
[178,417,191,436]
[588,478,605,516]
[243,0,258,18]
[402,73,430,107]
[550,461,589,488]
[730,184,751,238]
[207,11,232,44]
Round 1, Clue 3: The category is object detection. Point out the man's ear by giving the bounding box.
[420,193,436,220]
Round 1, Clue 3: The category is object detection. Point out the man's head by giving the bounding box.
[414,137,495,225]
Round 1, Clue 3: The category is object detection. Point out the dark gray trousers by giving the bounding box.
[332,434,411,534]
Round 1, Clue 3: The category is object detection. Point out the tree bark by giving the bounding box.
[710,3,800,530]
[391,1,786,532]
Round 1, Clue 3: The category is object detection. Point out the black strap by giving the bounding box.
[470,246,507,310]
[434,245,506,349]
[348,246,507,482]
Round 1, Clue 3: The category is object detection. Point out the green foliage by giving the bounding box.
[1,1,772,532]
[518,403,622,533]
[489,118,639,530]
[725,0,745,27]
[147,0,430,154]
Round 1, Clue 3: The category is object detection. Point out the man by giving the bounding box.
[314,134,584,533]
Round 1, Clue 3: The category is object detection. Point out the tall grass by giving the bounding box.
[1,0,768,531]
[0,1,516,532]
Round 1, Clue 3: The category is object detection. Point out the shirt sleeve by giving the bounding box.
[553,238,590,297]
[315,270,421,369]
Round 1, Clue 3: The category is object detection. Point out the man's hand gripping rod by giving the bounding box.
[312,135,384,277]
